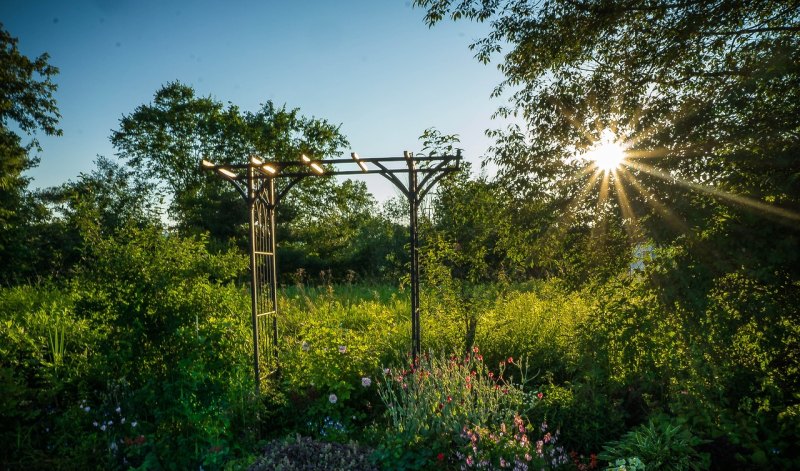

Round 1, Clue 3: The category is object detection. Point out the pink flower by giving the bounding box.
[507,356,514,364]
[466,455,474,466]
[537,392,544,399]
[437,452,445,461]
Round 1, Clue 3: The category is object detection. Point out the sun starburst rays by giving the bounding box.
[548,94,800,245]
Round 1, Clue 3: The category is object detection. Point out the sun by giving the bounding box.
[585,130,626,172]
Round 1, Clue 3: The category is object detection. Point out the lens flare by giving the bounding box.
[586,130,626,172]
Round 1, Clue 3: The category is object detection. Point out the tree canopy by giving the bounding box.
[0,23,61,284]
[415,0,800,280]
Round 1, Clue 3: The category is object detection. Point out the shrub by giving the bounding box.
[476,280,592,383]
[598,415,709,471]
[528,380,626,454]
[248,435,377,471]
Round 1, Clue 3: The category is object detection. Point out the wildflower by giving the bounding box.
[437,452,445,461]
[525,453,532,462]
[507,356,514,364]
[488,372,494,379]
[121,418,126,424]
[514,415,525,431]
[93,421,98,427]
[338,345,347,353]
[329,393,338,404]
[537,392,544,399]
[301,341,310,352]
[466,455,474,466]
[110,442,118,451]
[83,406,90,412]
[447,395,452,402]
[108,420,113,426]
[541,421,548,432]
[500,457,507,467]
[131,421,137,428]
[472,346,479,353]
[543,432,552,444]
[115,406,121,414]
[101,424,107,431]
[384,368,390,375]
[361,377,372,387]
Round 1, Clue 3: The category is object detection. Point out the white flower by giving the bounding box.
[93,421,98,427]
[384,368,391,375]
[115,406,121,414]
[131,420,137,428]
[328,394,338,404]
[83,406,90,412]
[100,424,107,431]
[301,341,310,352]
[338,345,347,354]
[121,417,126,424]
[361,377,372,387]
[108,420,113,426]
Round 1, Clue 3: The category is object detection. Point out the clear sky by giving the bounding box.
[2,0,507,202]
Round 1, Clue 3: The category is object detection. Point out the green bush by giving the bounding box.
[476,279,592,383]
[0,224,269,469]
[598,415,709,471]
[70,225,260,469]
[528,379,627,455]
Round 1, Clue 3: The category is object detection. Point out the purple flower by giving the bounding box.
[338,345,347,354]
[361,377,372,387]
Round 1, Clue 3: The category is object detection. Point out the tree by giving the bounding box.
[112,82,397,279]
[415,0,800,280]
[0,23,61,284]
[111,82,348,238]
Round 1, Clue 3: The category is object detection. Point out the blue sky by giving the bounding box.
[2,0,508,202]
